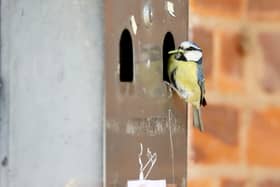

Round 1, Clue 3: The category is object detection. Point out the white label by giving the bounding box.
[127,180,166,187]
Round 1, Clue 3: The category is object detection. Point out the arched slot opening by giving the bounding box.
[162,32,175,82]
[119,29,133,82]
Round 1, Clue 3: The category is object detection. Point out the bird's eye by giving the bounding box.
[187,46,202,51]
[175,53,187,61]
[187,47,197,51]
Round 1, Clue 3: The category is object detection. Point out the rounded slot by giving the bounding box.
[162,32,175,82]
[119,29,134,82]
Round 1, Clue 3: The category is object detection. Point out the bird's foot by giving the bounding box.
[163,81,184,99]
[163,81,173,97]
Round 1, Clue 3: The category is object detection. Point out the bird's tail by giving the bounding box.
[193,107,204,132]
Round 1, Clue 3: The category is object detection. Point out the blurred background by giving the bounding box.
[187,0,280,187]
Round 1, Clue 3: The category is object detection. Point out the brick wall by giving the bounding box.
[188,0,280,187]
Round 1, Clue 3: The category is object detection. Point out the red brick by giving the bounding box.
[248,0,280,20]
[191,26,214,80]
[259,32,280,93]
[188,178,215,187]
[248,108,280,167]
[258,179,280,187]
[190,0,243,18]
[192,104,240,164]
[221,178,246,187]
[203,105,239,145]
[217,30,245,93]
[220,31,245,78]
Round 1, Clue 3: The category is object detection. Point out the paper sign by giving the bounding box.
[128,180,166,187]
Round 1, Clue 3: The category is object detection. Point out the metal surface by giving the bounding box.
[0,0,188,186]
[0,0,104,186]
[105,1,188,187]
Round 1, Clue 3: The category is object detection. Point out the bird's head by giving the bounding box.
[169,41,202,63]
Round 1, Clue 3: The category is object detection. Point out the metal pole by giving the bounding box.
[0,0,104,186]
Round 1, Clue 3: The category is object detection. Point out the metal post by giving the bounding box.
[0,0,104,186]
[105,1,188,187]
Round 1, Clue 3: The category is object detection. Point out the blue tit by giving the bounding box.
[167,41,207,131]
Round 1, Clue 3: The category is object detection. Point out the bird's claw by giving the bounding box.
[163,81,173,97]
[163,81,185,99]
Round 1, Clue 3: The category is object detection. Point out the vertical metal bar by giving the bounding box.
[0,0,105,186]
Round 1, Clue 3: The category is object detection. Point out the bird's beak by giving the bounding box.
[168,49,185,54]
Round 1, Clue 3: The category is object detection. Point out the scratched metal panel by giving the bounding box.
[105,1,188,187]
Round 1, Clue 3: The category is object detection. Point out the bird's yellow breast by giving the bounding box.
[168,57,201,106]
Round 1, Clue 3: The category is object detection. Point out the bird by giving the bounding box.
[167,41,207,131]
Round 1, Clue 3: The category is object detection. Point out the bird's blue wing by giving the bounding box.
[197,59,207,106]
